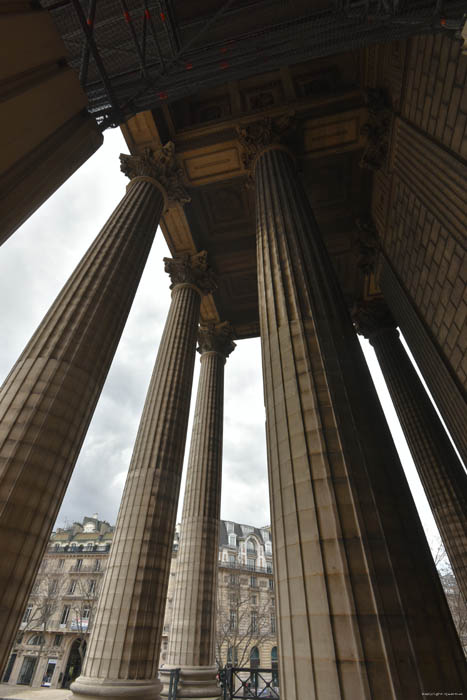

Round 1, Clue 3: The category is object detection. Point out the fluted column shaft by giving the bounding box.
[369,325,467,601]
[71,254,214,700]
[0,174,163,669]
[162,323,234,699]
[254,145,467,699]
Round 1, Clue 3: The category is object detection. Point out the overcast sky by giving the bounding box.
[0,128,441,547]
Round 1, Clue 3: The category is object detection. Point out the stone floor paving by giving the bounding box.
[0,687,71,700]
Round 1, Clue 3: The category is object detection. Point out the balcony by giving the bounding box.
[219,561,273,575]
[47,543,111,553]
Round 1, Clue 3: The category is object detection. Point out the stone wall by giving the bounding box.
[372,34,467,398]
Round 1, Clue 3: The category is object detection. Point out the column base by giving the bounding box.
[160,666,220,699]
[70,675,162,700]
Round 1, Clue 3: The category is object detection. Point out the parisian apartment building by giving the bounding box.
[1,516,278,690]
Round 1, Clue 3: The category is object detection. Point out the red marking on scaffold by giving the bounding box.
[220,61,229,70]
[185,62,193,70]
[87,17,93,26]
[158,91,168,99]
[440,17,447,25]
[144,8,150,19]
[160,11,166,21]
[123,10,130,23]
[220,46,228,53]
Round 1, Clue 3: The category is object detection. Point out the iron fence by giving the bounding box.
[221,667,279,699]
[162,668,180,700]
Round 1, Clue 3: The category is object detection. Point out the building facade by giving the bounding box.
[2,518,278,691]
[216,521,276,673]
[0,2,466,699]
[1,516,113,689]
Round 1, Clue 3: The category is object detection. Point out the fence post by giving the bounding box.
[173,668,180,699]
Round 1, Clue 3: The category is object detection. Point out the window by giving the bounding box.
[75,559,83,571]
[82,606,91,620]
[271,614,276,634]
[42,658,57,686]
[68,580,77,595]
[229,610,237,632]
[229,554,236,564]
[2,654,17,683]
[228,533,237,547]
[57,559,64,570]
[50,580,58,594]
[17,656,37,685]
[54,543,61,550]
[27,634,45,646]
[251,611,258,634]
[60,606,70,625]
[89,579,97,594]
[22,605,32,623]
[229,574,238,586]
[271,647,279,685]
[94,559,101,572]
[53,635,62,647]
[227,646,238,665]
[250,646,260,669]
[267,563,273,573]
[269,578,274,590]
[247,539,256,553]
[251,594,257,605]
[250,576,257,588]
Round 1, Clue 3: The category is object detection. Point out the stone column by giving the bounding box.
[238,118,467,699]
[354,298,467,602]
[161,322,235,699]
[0,143,188,670]
[380,254,467,467]
[70,252,215,700]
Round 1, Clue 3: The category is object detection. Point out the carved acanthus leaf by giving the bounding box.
[352,298,397,340]
[236,115,296,172]
[164,251,217,296]
[359,89,392,171]
[120,142,190,205]
[354,217,380,274]
[197,321,236,358]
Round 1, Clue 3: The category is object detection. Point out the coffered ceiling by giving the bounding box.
[122,50,375,339]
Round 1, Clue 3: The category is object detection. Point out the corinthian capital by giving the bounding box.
[237,115,296,173]
[120,142,190,206]
[353,216,380,274]
[164,251,217,296]
[352,298,397,341]
[197,321,236,359]
[359,89,392,171]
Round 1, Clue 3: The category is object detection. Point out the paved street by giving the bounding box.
[0,687,71,700]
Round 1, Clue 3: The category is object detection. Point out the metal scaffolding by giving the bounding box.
[41,0,467,129]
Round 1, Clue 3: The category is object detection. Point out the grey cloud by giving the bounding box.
[0,128,437,548]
